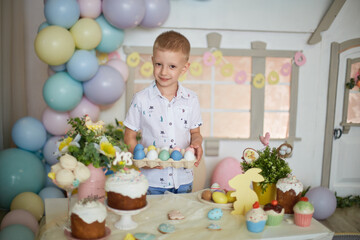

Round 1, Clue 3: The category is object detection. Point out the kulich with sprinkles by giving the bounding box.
[276,174,303,214]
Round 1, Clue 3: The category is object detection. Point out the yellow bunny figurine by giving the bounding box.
[229,168,264,215]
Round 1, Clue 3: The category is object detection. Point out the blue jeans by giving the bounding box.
[147,182,193,195]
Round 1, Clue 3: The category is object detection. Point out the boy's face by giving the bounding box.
[152,49,190,90]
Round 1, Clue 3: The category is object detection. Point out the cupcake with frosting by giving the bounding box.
[246,201,267,233]
[276,175,303,214]
[293,197,314,227]
[264,200,284,226]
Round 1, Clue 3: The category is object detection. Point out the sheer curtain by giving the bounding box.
[0,0,28,150]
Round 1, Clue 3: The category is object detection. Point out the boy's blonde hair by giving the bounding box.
[153,31,190,61]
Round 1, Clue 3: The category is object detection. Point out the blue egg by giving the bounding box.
[134,144,144,152]
[133,150,146,160]
[170,150,182,161]
[207,208,223,220]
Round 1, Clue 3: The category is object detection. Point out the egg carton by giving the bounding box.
[133,158,196,169]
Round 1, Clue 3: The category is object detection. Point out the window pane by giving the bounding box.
[264,85,290,111]
[215,56,252,83]
[263,112,289,138]
[265,57,292,84]
[214,84,251,110]
[347,92,360,123]
[201,112,211,138]
[182,84,211,109]
[187,56,212,81]
[213,112,250,138]
[347,62,360,124]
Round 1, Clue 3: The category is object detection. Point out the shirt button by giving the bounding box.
[168,104,171,108]
[169,122,172,126]
[169,173,173,176]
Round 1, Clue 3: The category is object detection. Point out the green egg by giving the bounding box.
[159,150,170,161]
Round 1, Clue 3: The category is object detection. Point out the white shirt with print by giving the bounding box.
[124,81,203,189]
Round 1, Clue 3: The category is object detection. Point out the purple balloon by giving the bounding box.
[83,65,125,105]
[140,0,170,28]
[42,107,71,135]
[305,186,337,220]
[102,0,146,29]
[43,136,63,165]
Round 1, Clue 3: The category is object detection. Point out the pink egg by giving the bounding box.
[173,147,181,152]
[185,147,195,154]
[211,157,243,191]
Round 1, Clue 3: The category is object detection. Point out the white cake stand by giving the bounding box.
[106,201,148,230]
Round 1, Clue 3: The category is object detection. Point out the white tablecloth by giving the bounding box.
[39,191,334,240]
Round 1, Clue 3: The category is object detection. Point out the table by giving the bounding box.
[39,191,334,240]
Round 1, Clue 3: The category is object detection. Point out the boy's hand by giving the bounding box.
[191,143,203,167]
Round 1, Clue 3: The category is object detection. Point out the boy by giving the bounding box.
[124,30,203,194]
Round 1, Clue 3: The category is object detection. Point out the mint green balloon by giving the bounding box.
[0,149,45,209]
[43,72,83,112]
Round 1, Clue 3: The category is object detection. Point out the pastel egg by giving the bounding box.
[185,147,195,154]
[286,148,292,154]
[133,150,146,160]
[147,145,156,152]
[134,144,144,152]
[160,146,170,152]
[212,192,228,204]
[173,147,181,152]
[146,149,158,160]
[170,150,182,161]
[184,151,196,161]
[158,150,170,161]
[207,208,223,220]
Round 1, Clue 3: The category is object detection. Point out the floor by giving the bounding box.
[319,206,360,234]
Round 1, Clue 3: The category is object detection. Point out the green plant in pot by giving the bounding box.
[241,136,292,205]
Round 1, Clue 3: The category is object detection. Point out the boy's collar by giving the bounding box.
[149,81,190,100]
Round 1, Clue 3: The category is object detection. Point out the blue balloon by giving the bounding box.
[49,63,66,72]
[0,149,45,209]
[0,224,35,240]
[11,117,47,152]
[66,50,99,81]
[95,15,125,53]
[38,21,49,32]
[43,72,83,112]
[43,136,62,165]
[38,187,65,203]
[44,0,80,29]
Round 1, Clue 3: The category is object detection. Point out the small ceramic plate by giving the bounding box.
[64,227,111,240]
[197,189,233,209]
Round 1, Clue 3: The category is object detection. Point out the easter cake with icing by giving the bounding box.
[105,168,148,210]
[70,198,107,239]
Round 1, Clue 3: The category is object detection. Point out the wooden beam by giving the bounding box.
[308,0,346,45]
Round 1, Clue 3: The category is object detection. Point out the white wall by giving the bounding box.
[24,0,360,189]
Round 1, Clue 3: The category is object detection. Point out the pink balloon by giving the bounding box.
[106,59,129,82]
[42,107,71,135]
[0,209,39,235]
[211,157,243,191]
[77,0,102,18]
[69,96,100,121]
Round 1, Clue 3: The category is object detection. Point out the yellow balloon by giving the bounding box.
[10,192,44,221]
[34,26,75,65]
[70,18,102,50]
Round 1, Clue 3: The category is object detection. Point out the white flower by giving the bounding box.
[54,134,81,156]
[94,136,120,158]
